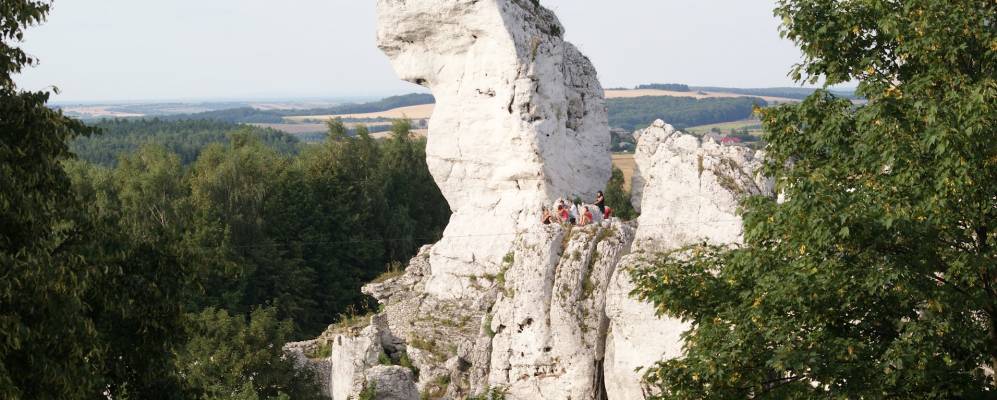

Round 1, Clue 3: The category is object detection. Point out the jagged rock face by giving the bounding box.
[289,122,773,399]
[602,120,773,399]
[366,366,420,400]
[376,0,611,298]
[487,222,635,399]
[630,120,771,252]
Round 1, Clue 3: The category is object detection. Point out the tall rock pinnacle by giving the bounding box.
[376,0,612,298]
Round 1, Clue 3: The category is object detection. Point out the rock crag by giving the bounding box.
[285,2,773,400]
[376,0,611,299]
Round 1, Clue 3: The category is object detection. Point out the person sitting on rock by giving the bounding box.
[558,204,570,223]
[603,206,613,220]
[579,206,594,226]
[541,207,554,225]
[595,191,606,215]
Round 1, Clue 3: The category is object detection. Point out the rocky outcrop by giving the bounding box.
[376,0,611,299]
[602,120,772,399]
[629,120,770,252]
[487,221,634,398]
[366,366,420,400]
[288,2,776,400]
[288,121,771,399]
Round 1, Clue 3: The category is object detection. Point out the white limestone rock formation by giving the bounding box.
[376,0,611,299]
[602,120,773,399]
[629,120,770,252]
[487,221,635,399]
[365,366,420,400]
[289,119,773,399]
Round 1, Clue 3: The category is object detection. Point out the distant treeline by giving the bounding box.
[73,119,302,166]
[629,83,858,100]
[688,86,858,100]
[159,93,436,124]
[636,83,691,92]
[608,96,766,132]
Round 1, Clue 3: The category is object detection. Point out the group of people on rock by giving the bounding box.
[541,191,612,226]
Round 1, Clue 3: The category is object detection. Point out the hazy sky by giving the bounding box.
[15,0,805,103]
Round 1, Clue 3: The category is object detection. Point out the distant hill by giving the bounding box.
[161,93,436,124]
[635,83,691,92]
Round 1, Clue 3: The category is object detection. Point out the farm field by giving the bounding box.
[684,119,765,136]
[284,104,435,122]
[611,153,636,190]
[250,123,329,135]
[604,89,798,104]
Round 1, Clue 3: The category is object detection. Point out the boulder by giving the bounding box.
[365,366,420,400]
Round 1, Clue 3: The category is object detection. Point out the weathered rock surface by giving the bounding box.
[488,221,634,399]
[288,124,770,399]
[366,366,420,400]
[629,119,770,252]
[602,120,772,400]
[376,0,611,299]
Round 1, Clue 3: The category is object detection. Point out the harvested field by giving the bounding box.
[611,153,636,190]
[284,104,435,122]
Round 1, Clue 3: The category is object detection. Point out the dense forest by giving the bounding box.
[607,96,766,132]
[67,119,451,338]
[73,119,302,166]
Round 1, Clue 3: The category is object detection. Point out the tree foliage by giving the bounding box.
[2,3,450,397]
[176,307,324,400]
[604,167,637,221]
[633,0,996,398]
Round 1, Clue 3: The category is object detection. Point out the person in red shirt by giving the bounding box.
[558,204,570,223]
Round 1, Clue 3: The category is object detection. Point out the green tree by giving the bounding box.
[187,134,318,327]
[176,307,323,400]
[65,146,194,398]
[0,1,103,397]
[632,0,996,398]
[379,119,450,260]
[604,167,637,220]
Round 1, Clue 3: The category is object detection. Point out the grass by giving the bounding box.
[421,375,451,399]
[358,382,377,400]
[468,387,509,400]
[483,314,496,338]
[685,118,765,136]
[371,261,405,284]
[409,336,438,354]
[305,340,332,359]
[496,261,515,298]
[333,305,372,331]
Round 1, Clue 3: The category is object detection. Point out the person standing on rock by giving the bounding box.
[595,191,606,215]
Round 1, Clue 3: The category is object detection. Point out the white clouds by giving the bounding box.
[15,0,803,102]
